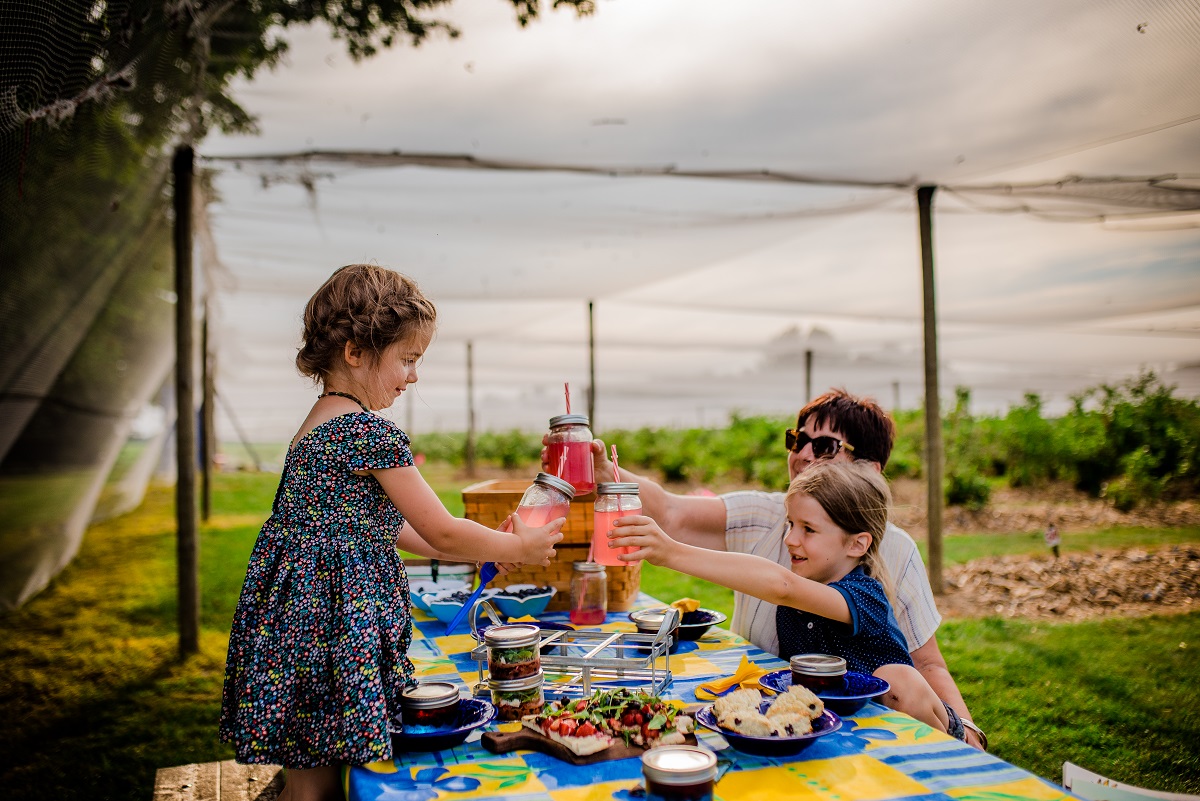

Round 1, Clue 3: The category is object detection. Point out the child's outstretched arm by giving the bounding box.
[610,515,851,623]
[374,466,563,566]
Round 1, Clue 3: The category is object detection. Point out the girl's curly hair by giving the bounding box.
[296,264,437,383]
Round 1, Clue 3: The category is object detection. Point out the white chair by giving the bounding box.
[1063,762,1200,801]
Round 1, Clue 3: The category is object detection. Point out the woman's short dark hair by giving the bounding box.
[796,388,896,468]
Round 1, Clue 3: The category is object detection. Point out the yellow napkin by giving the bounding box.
[507,615,540,623]
[671,598,701,613]
[694,655,771,700]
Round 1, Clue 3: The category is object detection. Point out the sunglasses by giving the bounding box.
[785,428,855,458]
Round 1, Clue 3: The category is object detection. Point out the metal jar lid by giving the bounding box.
[595,482,640,495]
[483,623,542,650]
[789,653,847,675]
[400,681,461,710]
[548,413,591,429]
[533,472,576,499]
[641,745,717,785]
[572,561,606,573]
[629,607,679,631]
[488,671,545,692]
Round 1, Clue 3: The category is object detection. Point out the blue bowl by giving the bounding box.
[425,589,498,625]
[491,584,556,619]
[696,702,841,756]
[760,669,890,715]
[390,698,495,752]
[410,580,468,612]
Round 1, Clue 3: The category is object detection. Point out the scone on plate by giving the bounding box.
[718,708,777,737]
[713,687,763,718]
[769,684,825,719]
[767,711,813,737]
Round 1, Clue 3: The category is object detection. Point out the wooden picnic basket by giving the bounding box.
[462,479,641,612]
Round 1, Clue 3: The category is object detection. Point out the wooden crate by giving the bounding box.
[462,479,641,612]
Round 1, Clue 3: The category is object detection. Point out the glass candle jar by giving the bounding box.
[641,745,717,801]
[569,561,607,625]
[484,623,542,681]
[789,653,847,694]
[399,681,461,728]
[489,671,545,721]
[514,472,574,527]
[546,414,596,495]
[592,482,641,566]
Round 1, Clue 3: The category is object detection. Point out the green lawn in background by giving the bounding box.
[1,469,1197,800]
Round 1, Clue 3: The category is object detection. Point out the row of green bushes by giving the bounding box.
[412,373,1199,510]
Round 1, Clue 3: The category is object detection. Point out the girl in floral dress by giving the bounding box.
[220,264,564,801]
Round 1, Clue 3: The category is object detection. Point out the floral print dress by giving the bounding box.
[220,413,415,768]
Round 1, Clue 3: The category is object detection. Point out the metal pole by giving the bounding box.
[200,304,214,522]
[587,300,596,427]
[804,349,813,402]
[173,145,200,655]
[465,340,476,477]
[917,185,944,595]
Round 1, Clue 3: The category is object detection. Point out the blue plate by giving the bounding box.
[696,702,841,756]
[389,698,495,753]
[760,669,890,715]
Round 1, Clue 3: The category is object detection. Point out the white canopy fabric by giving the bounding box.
[197,0,1200,441]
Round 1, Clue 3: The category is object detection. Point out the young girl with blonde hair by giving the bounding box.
[220,264,564,801]
[610,460,951,736]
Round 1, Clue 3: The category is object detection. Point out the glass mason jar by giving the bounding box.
[641,745,718,801]
[484,623,542,681]
[399,681,461,728]
[592,482,641,566]
[546,414,596,496]
[489,671,545,721]
[790,653,847,694]
[514,472,574,527]
[569,561,607,625]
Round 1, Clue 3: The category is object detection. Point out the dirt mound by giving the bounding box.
[937,545,1200,622]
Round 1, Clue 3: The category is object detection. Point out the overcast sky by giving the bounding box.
[199,0,1200,444]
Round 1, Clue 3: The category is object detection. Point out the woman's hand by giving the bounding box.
[607,515,680,567]
[509,511,564,566]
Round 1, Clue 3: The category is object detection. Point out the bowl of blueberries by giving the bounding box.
[491,584,556,619]
[424,587,499,625]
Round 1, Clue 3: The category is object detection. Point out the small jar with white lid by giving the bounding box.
[488,671,545,721]
[484,623,542,681]
[399,681,461,728]
[641,745,717,801]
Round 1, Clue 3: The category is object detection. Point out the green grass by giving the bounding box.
[933,525,1200,565]
[1,469,1197,800]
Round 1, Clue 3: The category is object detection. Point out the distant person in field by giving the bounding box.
[221,265,564,801]
[1045,521,1061,559]
[545,388,986,750]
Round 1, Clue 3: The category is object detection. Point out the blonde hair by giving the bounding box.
[786,461,896,602]
[296,264,437,383]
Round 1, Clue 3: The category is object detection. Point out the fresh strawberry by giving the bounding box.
[577,722,596,737]
[560,718,578,736]
[548,718,562,733]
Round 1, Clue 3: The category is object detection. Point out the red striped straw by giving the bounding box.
[611,444,620,482]
[564,382,571,414]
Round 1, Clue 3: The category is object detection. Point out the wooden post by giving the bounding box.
[174,145,200,656]
[587,300,596,427]
[200,303,214,522]
[804,349,813,402]
[917,185,944,595]
[465,340,476,478]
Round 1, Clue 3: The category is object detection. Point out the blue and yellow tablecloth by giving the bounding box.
[347,594,1076,801]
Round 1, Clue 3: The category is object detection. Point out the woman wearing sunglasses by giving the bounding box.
[544,387,985,751]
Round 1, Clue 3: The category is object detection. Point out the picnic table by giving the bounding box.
[347,593,1078,801]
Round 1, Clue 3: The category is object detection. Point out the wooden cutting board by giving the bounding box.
[481,729,697,766]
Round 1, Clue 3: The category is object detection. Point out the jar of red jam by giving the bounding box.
[484,623,542,680]
[546,414,596,496]
[399,681,461,728]
[641,745,717,801]
[488,672,545,721]
[515,473,574,527]
[789,653,847,694]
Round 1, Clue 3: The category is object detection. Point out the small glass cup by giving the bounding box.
[592,482,641,566]
[484,624,542,681]
[569,561,607,625]
[489,671,545,721]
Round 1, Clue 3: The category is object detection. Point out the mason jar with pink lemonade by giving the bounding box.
[546,414,596,496]
[591,482,641,567]
[514,472,574,527]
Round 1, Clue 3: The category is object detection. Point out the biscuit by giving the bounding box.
[718,709,777,737]
[713,687,763,718]
[768,712,813,737]
[769,684,824,719]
